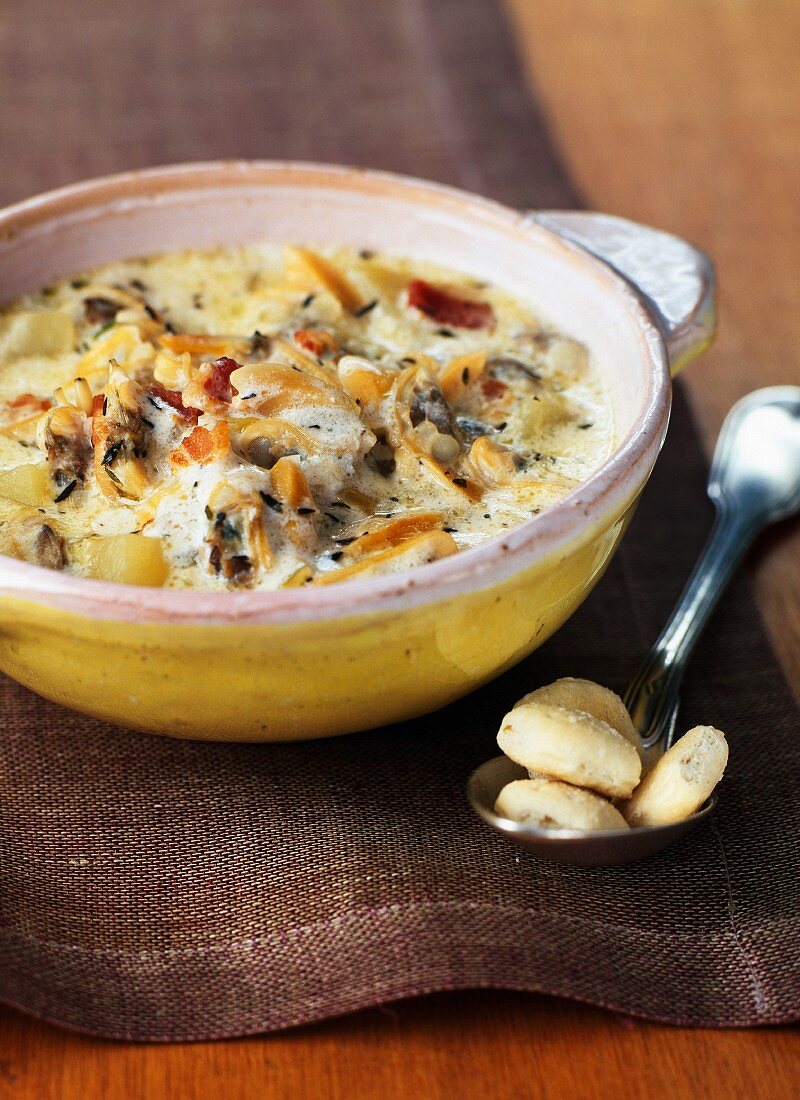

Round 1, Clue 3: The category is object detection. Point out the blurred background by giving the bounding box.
[0,0,797,677]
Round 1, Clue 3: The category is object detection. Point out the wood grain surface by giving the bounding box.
[1,991,799,1100]
[507,0,800,694]
[0,0,798,1096]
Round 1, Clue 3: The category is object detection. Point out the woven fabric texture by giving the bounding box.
[0,0,798,1041]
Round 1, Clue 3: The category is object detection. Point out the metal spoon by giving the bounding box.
[468,386,800,866]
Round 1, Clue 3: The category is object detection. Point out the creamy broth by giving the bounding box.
[0,246,613,588]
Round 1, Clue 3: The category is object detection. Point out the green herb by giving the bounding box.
[93,321,116,340]
[354,299,378,317]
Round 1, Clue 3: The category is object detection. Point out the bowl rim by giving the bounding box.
[0,160,670,624]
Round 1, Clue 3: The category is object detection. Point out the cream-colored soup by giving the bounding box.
[0,246,613,589]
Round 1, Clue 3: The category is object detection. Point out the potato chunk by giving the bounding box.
[83,533,168,587]
[0,311,75,358]
[0,463,53,507]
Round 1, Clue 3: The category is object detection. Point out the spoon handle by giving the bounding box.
[624,498,759,750]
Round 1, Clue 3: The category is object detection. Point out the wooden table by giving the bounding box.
[1,1,798,1095]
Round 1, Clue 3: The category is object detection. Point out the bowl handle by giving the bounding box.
[529,212,715,375]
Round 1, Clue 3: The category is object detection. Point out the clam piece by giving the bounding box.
[205,481,272,585]
[468,435,522,487]
[409,384,460,441]
[92,366,150,500]
[38,405,92,496]
[0,513,67,570]
[486,357,542,385]
[34,523,67,570]
[229,417,319,469]
[54,376,94,416]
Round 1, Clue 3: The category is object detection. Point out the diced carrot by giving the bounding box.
[439,350,488,401]
[270,456,314,511]
[169,421,230,466]
[315,530,458,585]
[159,333,248,358]
[284,247,362,313]
[344,511,442,559]
[294,328,338,357]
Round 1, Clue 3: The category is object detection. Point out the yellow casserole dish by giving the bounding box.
[0,163,714,740]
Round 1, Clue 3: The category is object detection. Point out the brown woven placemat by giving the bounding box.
[0,0,798,1040]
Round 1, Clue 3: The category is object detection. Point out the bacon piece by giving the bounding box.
[8,392,51,412]
[294,328,338,357]
[203,357,241,403]
[406,280,495,331]
[480,377,509,401]
[149,382,200,424]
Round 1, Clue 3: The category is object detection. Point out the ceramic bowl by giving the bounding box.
[0,162,714,739]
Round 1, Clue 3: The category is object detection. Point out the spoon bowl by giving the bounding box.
[708,386,800,522]
[468,756,716,867]
[467,386,799,866]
